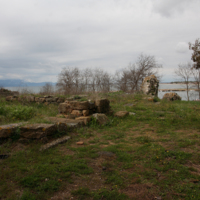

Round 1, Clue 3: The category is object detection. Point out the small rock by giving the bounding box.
[76,141,84,145]
[40,136,71,151]
[129,112,136,116]
[102,166,106,171]
[114,111,129,118]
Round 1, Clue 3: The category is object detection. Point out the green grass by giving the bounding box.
[1,93,200,199]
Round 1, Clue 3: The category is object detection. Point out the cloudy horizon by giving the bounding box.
[0,0,199,83]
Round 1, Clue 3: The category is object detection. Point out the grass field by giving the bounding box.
[1,92,200,200]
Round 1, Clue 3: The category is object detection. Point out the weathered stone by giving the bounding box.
[92,113,109,125]
[47,117,84,132]
[76,141,84,145]
[162,93,181,101]
[20,124,56,139]
[57,98,65,103]
[71,110,83,117]
[141,75,159,96]
[129,112,136,116]
[35,97,40,102]
[46,98,54,102]
[39,98,46,103]
[58,103,72,114]
[114,111,129,118]
[75,116,91,125]
[40,136,70,151]
[82,110,90,116]
[95,99,110,113]
[6,96,13,101]
[0,123,20,138]
[68,101,90,110]
[95,99,110,107]
[65,114,76,119]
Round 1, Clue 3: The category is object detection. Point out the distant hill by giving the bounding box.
[0,79,56,87]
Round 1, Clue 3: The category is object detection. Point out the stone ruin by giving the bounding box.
[0,98,111,144]
[141,75,159,96]
[5,95,65,104]
[58,98,110,116]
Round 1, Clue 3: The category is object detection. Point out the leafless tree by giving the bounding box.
[40,83,54,95]
[175,63,192,101]
[115,69,129,92]
[189,38,200,69]
[56,67,82,94]
[57,67,112,94]
[115,53,162,92]
[191,67,200,99]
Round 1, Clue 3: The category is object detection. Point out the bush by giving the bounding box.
[9,105,36,120]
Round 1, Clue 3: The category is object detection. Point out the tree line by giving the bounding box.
[55,53,162,95]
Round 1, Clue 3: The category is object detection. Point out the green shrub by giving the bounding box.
[9,106,35,120]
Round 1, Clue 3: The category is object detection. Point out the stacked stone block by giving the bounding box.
[58,99,110,117]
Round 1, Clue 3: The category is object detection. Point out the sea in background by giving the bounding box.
[4,84,200,101]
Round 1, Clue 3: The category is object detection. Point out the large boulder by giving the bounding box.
[92,113,110,125]
[162,93,181,101]
[141,75,159,96]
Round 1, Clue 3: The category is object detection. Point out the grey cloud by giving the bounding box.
[175,42,189,54]
[152,0,199,17]
[0,0,199,83]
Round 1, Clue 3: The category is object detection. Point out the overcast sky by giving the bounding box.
[0,0,199,83]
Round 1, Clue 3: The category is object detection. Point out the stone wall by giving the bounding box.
[141,75,159,96]
[5,95,65,104]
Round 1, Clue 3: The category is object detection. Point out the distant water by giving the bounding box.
[158,84,199,101]
[4,84,200,101]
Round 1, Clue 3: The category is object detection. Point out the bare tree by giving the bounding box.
[57,67,112,94]
[175,63,192,101]
[56,67,82,95]
[189,38,200,69]
[115,53,162,92]
[115,69,130,92]
[40,83,54,95]
[191,67,200,99]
